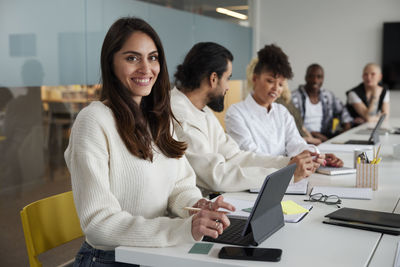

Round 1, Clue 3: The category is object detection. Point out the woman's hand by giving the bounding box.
[191,196,235,213]
[289,150,326,182]
[372,85,383,98]
[311,132,328,142]
[191,196,235,241]
[304,136,322,145]
[289,150,315,182]
[325,153,343,167]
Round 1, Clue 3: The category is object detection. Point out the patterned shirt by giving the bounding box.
[291,85,353,136]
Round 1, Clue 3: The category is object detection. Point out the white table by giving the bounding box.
[116,120,400,267]
[369,198,400,267]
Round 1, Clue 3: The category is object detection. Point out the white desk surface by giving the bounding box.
[369,198,400,267]
[116,120,400,267]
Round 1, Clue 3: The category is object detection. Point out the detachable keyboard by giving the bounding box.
[203,217,254,246]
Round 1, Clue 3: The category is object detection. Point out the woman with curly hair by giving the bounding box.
[226,44,342,168]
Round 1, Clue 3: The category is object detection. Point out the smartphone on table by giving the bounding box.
[218,246,282,262]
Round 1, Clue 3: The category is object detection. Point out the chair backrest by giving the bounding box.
[213,80,243,131]
[20,191,83,267]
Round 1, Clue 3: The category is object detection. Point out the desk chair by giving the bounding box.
[46,102,78,149]
[213,80,243,131]
[20,191,83,267]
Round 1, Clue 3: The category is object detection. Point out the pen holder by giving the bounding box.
[356,163,378,190]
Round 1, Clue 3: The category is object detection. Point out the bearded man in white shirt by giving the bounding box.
[171,42,324,195]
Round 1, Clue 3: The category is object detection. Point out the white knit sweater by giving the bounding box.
[171,88,290,193]
[65,101,202,250]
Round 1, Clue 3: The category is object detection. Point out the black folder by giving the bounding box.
[323,207,400,235]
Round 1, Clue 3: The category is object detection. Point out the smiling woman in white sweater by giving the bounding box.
[65,17,233,267]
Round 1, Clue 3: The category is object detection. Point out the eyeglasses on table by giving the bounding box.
[304,193,342,208]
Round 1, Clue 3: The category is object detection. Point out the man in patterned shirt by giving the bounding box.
[291,64,352,142]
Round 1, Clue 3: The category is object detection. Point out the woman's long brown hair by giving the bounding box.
[100,17,186,161]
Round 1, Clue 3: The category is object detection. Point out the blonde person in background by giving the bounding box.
[225,44,343,168]
[64,17,234,267]
[346,63,390,125]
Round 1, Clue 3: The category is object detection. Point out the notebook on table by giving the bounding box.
[323,207,400,235]
[250,178,308,195]
[316,166,356,175]
[310,186,372,200]
[221,197,313,224]
[344,114,386,145]
[202,164,296,246]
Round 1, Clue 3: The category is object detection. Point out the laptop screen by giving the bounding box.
[368,114,386,143]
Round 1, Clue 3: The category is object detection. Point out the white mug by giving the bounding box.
[393,144,400,159]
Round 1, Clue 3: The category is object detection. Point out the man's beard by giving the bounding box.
[207,94,225,112]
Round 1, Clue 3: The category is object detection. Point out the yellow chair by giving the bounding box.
[331,117,340,134]
[20,191,83,267]
[213,80,243,131]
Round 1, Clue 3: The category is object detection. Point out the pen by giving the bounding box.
[183,207,230,214]
[373,146,376,161]
[363,152,370,163]
[374,144,382,162]
[183,207,202,212]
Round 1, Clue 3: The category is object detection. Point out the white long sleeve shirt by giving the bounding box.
[225,94,309,158]
[170,88,290,193]
[64,101,201,250]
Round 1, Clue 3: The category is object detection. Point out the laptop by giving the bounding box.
[344,114,386,145]
[316,166,356,175]
[203,164,296,246]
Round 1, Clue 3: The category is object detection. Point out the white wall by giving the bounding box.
[252,0,400,109]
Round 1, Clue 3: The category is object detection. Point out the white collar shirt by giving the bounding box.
[225,94,309,158]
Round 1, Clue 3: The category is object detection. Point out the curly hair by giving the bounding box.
[253,44,293,79]
[246,57,291,102]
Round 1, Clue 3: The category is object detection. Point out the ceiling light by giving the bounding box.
[224,5,248,11]
[216,7,248,20]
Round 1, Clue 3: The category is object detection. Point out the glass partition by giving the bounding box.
[1,1,252,264]
[0,0,251,193]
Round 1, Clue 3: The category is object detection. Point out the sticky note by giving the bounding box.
[281,200,309,215]
[188,243,214,254]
